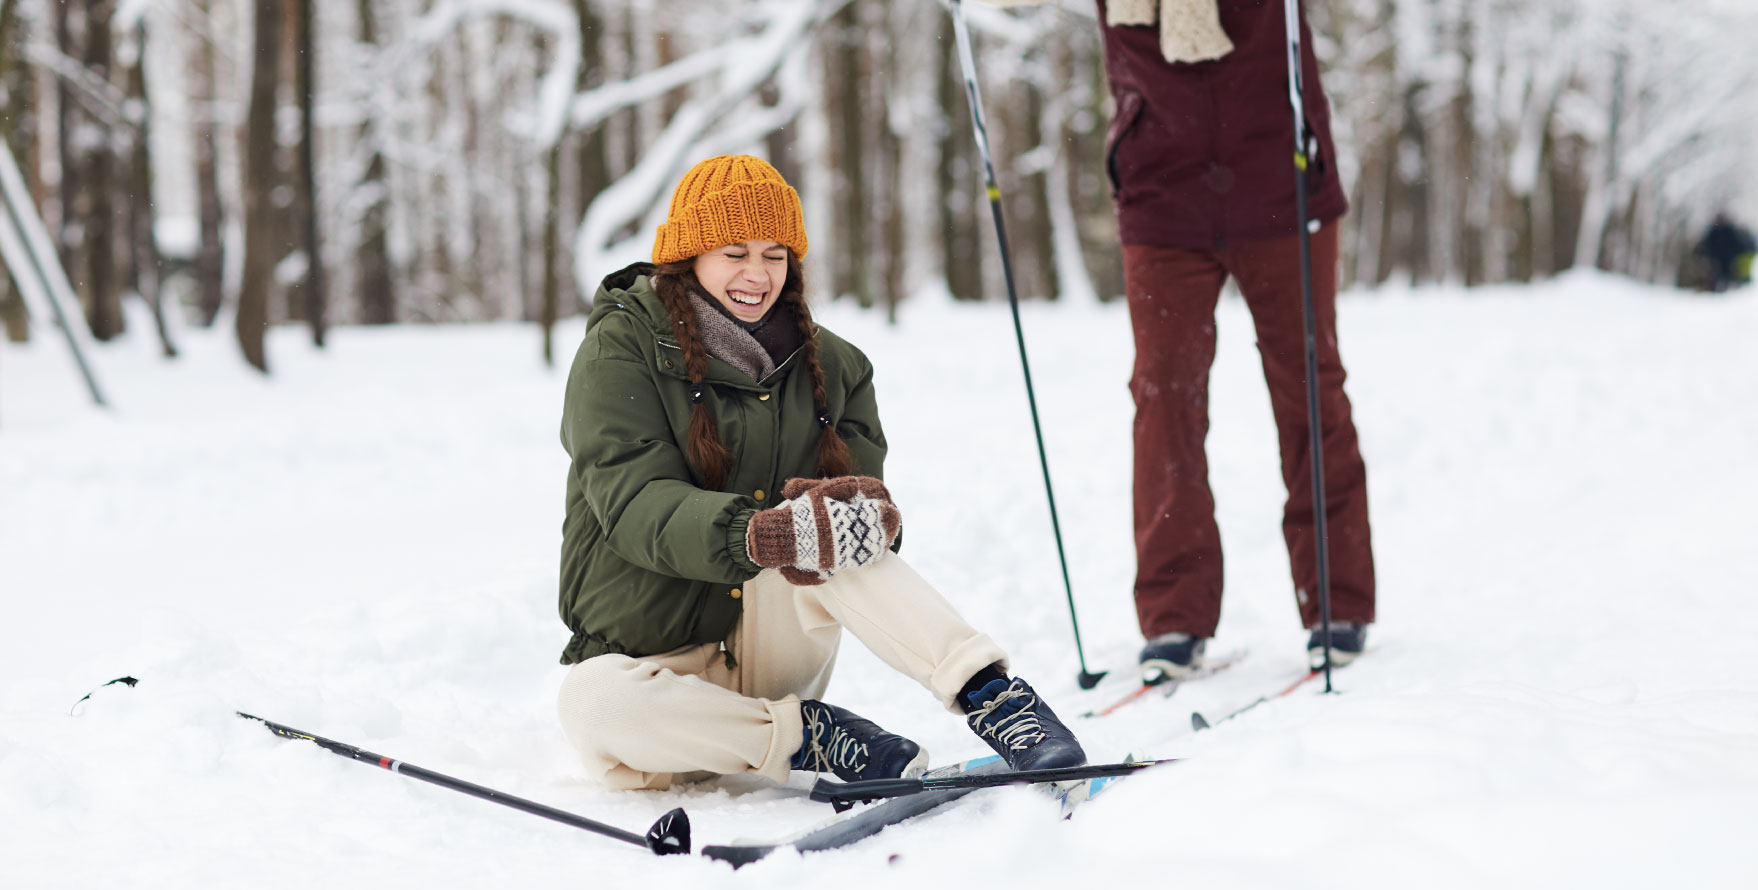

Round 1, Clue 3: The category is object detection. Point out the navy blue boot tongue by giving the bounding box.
[967,678,1016,712]
[963,677,1088,771]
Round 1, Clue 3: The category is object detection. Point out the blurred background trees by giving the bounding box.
[1,0,1753,369]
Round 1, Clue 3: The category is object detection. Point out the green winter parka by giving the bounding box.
[557,263,888,664]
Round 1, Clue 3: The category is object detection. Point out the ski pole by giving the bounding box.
[1280,0,1336,694]
[237,712,691,855]
[808,758,1176,807]
[946,0,1105,691]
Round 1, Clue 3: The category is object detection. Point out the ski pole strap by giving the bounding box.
[808,759,1176,807]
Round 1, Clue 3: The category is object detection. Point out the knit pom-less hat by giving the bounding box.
[652,154,809,264]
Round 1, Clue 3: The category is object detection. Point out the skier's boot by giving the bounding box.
[961,676,1087,772]
[1138,632,1206,685]
[791,700,929,782]
[1306,621,1369,668]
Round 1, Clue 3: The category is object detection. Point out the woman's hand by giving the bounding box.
[746,476,902,585]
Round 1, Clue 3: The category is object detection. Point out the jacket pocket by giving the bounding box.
[1106,90,1145,198]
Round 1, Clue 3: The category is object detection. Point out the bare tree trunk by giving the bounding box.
[1015,85,1057,300]
[1395,85,1431,283]
[1530,134,1556,279]
[124,23,175,357]
[880,120,903,319]
[239,0,284,373]
[355,0,394,325]
[191,0,225,326]
[79,0,121,341]
[831,4,867,304]
[1070,42,1121,301]
[540,138,561,365]
[462,27,490,316]
[54,0,74,274]
[614,5,641,181]
[295,0,325,346]
[357,147,394,324]
[868,12,902,317]
[0,0,32,341]
[534,19,559,349]
[762,82,796,195]
[1352,136,1392,286]
[542,0,609,357]
[937,16,983,302]
[423,53,454,323]
[571,0,608,272]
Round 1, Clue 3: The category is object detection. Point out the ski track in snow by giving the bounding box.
[3,272,1757,888]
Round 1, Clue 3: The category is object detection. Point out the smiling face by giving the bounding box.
[691,240,790,323]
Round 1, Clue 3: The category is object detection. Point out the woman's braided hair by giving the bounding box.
[649,251,854,491]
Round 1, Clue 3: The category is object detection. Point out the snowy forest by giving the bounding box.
[1,0,1755,371]
[6,3,1758,885]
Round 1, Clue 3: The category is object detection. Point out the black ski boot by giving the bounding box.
[1139,632,1207,685]
[1306,622,1369,668]
[791,700,929,782]
[961,677,1087,771]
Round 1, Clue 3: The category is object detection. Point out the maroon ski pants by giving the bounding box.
[1123,224,1375,639]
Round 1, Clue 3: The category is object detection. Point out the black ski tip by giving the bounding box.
[701,843,780,867]
[646,807,691,855]
[1190,712,1210,732]
[1077,669,1108,690]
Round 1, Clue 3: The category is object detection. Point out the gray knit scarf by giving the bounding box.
[689,294,777,383]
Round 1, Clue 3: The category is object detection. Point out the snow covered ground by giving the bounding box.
[3,272,1756,889]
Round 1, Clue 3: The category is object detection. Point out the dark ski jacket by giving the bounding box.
[556,264,887,664]
[1099,0,1348,248]
[1698,221,1756,271]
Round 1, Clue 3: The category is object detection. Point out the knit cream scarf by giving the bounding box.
[1110,0,1234,64]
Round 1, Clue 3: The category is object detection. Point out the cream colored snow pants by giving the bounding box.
[555,555,1007,790]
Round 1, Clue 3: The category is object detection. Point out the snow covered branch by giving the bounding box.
[401,0,579,147]
[570,0,853,299]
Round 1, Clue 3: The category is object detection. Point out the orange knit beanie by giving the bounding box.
[652,154,809,264]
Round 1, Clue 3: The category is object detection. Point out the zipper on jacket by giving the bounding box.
[758,345,805,386]
[656,338,802,391]
[720,642,737,671]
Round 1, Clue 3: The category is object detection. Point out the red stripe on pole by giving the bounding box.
[379,757,393,770]
[1277,670,1322,698]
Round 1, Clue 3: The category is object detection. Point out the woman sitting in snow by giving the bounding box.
[554,154,1087,790]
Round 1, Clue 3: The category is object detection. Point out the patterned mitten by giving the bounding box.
[746,476,903,585]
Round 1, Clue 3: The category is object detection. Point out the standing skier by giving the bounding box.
[980,0,1377,679]
[1694,212,1755,293]
[553,154,1086,790]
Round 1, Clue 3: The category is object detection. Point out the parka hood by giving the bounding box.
[586,261,666,335]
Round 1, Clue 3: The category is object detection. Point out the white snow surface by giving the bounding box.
[3,272,1756,888]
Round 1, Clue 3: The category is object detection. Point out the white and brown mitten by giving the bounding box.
[746,476,903,586]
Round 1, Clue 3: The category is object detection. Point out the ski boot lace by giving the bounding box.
[966,681,1047,752]
[799,705,869,776]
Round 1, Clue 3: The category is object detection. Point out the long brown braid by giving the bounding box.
[787,271,856,482]
[649,252,853,491]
